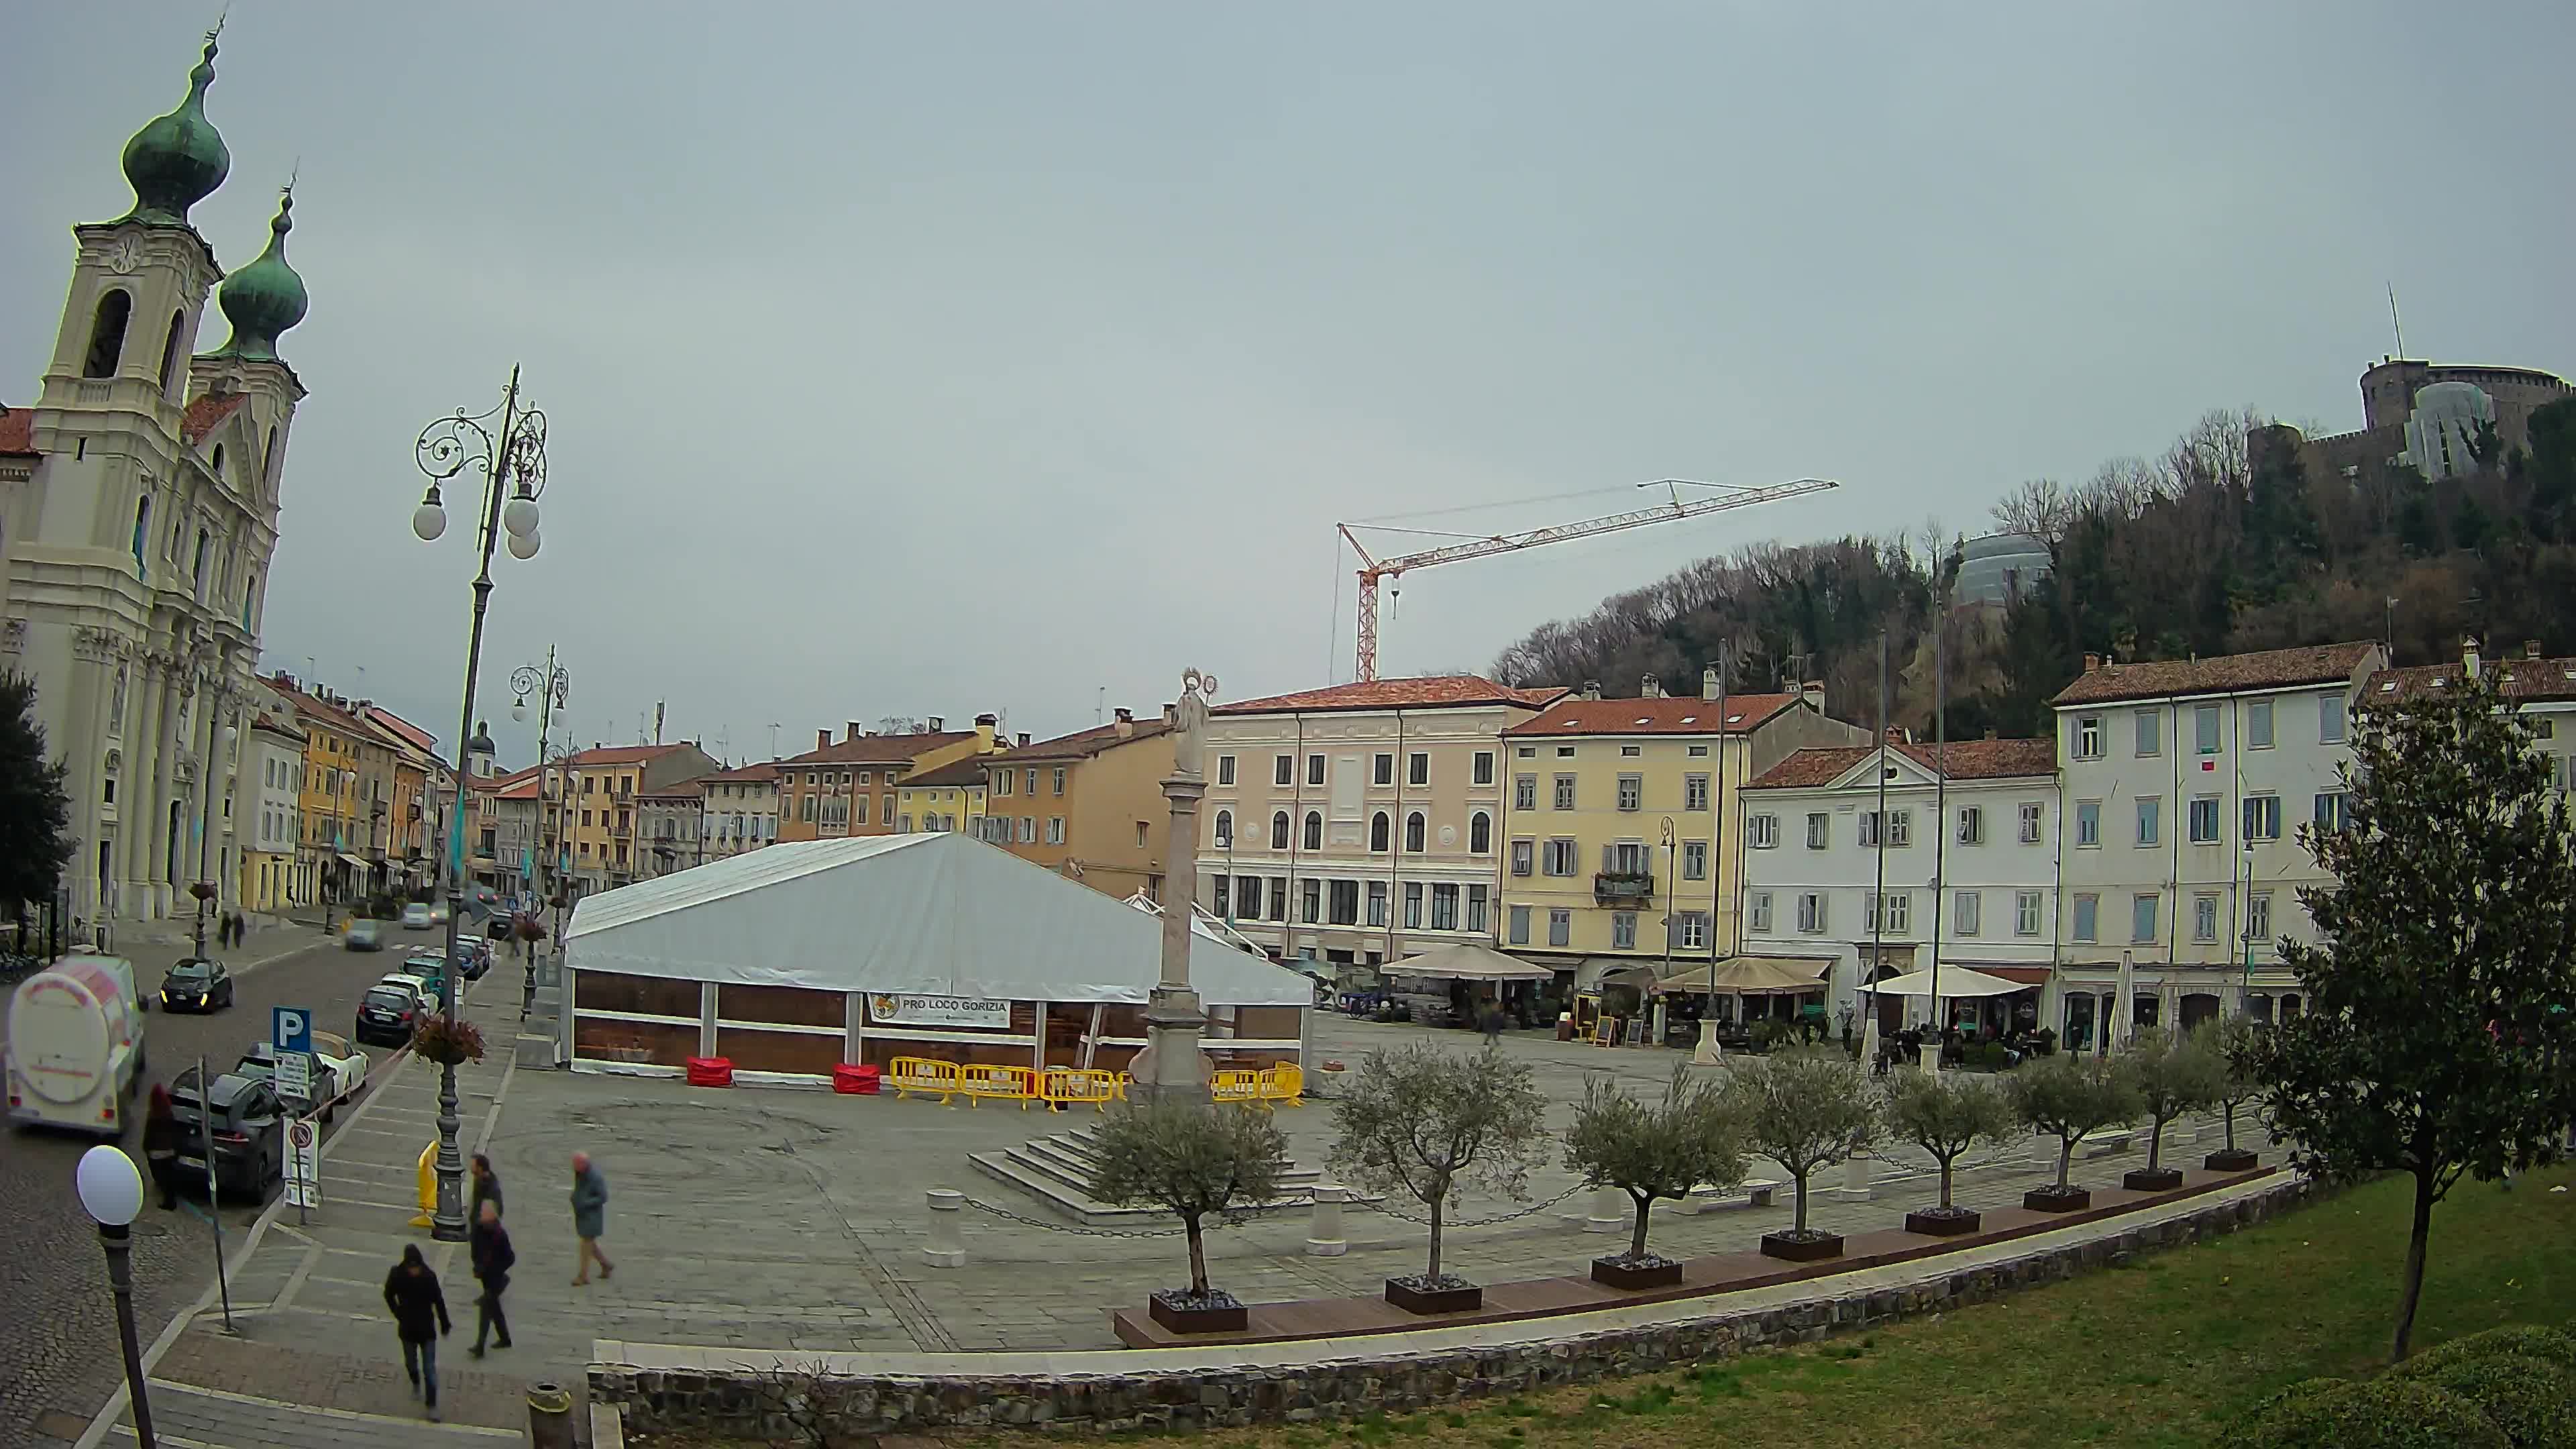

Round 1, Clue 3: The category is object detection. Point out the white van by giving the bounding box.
[6,953,147,1137]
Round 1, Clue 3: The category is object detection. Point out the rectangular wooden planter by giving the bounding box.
[2023,1185,2092,1212]
[2204,1148,2259,1172]
[1384,1277,1483,1315]
[1147,1291,1248,1334]
[1904,1208,1981,1236]
[1590,1255,1684,1290]
[2123,1167,2185,1192]
[1758,1231,1844,1263]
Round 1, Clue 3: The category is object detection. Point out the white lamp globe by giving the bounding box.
[506,529,540,561]
[411,500,447,542]
[502,494,539,539]
[512,698,527,722]
[76,1145,144,1227]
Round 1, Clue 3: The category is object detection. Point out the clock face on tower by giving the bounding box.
[106,235,144,275]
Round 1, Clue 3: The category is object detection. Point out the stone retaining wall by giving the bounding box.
[594,1177,2314,1439]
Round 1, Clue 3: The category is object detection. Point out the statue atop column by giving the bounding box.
[1171,667,1217,779]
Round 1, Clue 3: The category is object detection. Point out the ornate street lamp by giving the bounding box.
[411,368,549,1242]
[76,1145,156,1448]
[512,653,569,1020]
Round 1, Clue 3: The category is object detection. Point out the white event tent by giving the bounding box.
[556,833,1313,1081]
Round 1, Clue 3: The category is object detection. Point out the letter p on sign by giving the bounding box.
[273,1006,311,1055]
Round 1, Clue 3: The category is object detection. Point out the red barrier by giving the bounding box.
[685,1055,733,1087]
[832,1062,881,1095]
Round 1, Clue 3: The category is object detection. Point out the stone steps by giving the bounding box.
[969,1123,1346,1227]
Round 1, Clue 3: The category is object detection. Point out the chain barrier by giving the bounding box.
[956,1195,1194,1239]
[1348,1183,1585,1228]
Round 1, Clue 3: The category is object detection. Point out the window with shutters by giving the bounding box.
[1796,892,1826,933]
[1617,775,1642,811]
[1548,908,1571,947]
[1514,775,1537,810]
[2015,891,2043,936]
[1748,891,1772,932]
[1684,773,1709,810]
[1682,840,1707,880]
[1807,812,1829,849]
[1954,890,1980,936]
[1553,775,1576,810]
[1611,911,1636,949]
[1508,904,1532,945]
[1511,839,1534,876]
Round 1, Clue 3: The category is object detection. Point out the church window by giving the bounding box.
[157,311,186,395]
[211,443,225,480]
[131,496,151,575]
[84,289,132,378]
[193,528,210,589]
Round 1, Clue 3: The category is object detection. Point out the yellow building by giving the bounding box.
[1497,673,1862,979]
[266,677,368,904]
[555,742,722,896]
[985,710,1176,900]
[895,757,989,836]
[775,714,1002,844]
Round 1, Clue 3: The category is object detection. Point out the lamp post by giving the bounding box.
[76,1145,157,1448]
[1131,668,1216,1106]
[411,367,550,1242]
[512,653,569,1016]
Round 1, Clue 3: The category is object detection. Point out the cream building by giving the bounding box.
[1,33,310,925]
[696,761,780,861]
[239,710,303,912]
[1200,676,1563,974]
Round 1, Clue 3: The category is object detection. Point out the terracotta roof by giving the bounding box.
[0,407,34,457]
[180,392,249,445]
[493,773,541,802]
[1504,694,1801,737]
[264,677,368,737]
[1746,737,2057,790]
[2050,642,2381,706]
[1216,676,1566,715]
[2367,655,2576,705]
[904,757,991,789]
[249,711,305,743]
[994,717,1173,762]
[775,731,976,767]
[563,743,688,767]
[637,780,706,799]
[700,761,780,784]
[360,705,439,757]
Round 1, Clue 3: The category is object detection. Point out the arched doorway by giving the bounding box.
[2180,992,2222,1030]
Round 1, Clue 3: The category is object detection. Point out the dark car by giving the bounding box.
[157,957,234,1013]
[168,1071,283,1200]
[353,981,421,1048]
[457,938,492,981]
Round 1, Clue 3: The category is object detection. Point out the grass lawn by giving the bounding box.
[639,1163,2575,1449]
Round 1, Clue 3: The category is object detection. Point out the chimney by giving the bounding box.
[2526,639,2544,660]
[1701,666,1721,702]
[1115,707,1136,738]
[974,712,997,749]
[927,716,945,732]
[1800,680,1825,712]
[1580,680,1602,701]
[1641,674,1664,698]
[817,729,830,751]
[2082,652,2101,673]
[2463,635,2481,680]
[1015,732,1031,748]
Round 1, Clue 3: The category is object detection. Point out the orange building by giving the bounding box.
[774,714,1000,843]
[980,708,1176,901]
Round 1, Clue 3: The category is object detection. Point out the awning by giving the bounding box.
[1654,956,1831,996]
[1956,964,2051,985]
[1864,965,2023,998]
[335,853,370,870]
[1382,943,1557,983]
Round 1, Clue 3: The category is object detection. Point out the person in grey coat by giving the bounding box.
[570,1150,614,1285]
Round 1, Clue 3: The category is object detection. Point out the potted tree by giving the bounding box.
[1885,1067,2017,1236]
[2200,1017,2265,1172]
[1329,1042,1549,1313]
[1729,1050,1883,1261]
[2123,1026,2224,1191]
[1089,1102,1289,1333]
[1562,1064,1748,1288]
[2009,1051,2139,1212]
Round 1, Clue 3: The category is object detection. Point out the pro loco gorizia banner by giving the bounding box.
[867,994,1011,1029]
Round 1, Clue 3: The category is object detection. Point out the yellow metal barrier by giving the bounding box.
[959,1063,1036,1108]
[887,1057,960,1104]
[1259,1061,1305,1108]
[411,1141,435,1228]
[1039,1068,1120,1113]
[1210,1067,1266,1107]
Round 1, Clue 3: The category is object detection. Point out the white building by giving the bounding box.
[1,34,309,924]
[1201,676,1563,975]
[2050,641,2385,1046]
[1739,737,2060,1036]
[2366,638,2576,791]
[697,761,780,861]
[240,710,303,911]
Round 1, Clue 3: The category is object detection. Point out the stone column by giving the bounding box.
[922,1189,966,1268]
[123,659,167,916]
[1304,1185,1349,1256]
[1130,669,1217,1108]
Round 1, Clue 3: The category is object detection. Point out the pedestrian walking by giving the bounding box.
[570,1150,614,1285]
[1481,1004,1504,1046]
[382,1245,451,1419]
[468,1201,515,1358]
[142,1084,181,1210]
[470,1152,504,1222]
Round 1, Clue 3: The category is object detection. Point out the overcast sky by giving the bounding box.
[8,3,2571,763]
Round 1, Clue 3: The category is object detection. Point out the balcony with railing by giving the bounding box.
[1593,871,1656,904]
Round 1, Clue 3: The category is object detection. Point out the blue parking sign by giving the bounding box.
[272,1006,312,1055]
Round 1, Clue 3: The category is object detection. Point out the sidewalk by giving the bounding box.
[82,972,561,1448]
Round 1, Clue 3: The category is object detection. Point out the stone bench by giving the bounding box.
[2076,1128,2135,1159]
[1685,1177,1784,1213]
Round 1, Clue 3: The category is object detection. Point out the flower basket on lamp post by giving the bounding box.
[189,881,217,903]
[412,1014,486,1067]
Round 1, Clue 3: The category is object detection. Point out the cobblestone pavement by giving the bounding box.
[0,916,427,1448]
[70,1008,2280,1446]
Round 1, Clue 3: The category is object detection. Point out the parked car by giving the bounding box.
[168,1069,284,1200]
[400,902,433,931]
[394,954,448,999]
[235,1030,368,1120]
[345,919,383,951]
[353,981,421,1048]
[455,938,492,980]
[156,957,233,1013]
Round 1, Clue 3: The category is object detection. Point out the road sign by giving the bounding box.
[284,1117,321,1209]
[272,1006,311,1055]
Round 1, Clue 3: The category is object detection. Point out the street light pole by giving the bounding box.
[76,1146,156,1449]
[412,367,551,1242]
[512,651,568,1020]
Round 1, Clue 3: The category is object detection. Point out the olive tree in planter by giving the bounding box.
[2122,1026,2226,1191]
[2199,1016,2265,1172]
[1089,1102,1289,1334]
[1728,1049,1882,1262]
[1562,1064,1748,1288]
[1884,1067,2017,1236]
[1329,1042,1550,1314]
[2009,1051,2140,1212]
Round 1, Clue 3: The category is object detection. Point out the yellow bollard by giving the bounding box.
[411,1142,435,1228]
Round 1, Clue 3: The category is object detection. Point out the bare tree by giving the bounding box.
[1562,1065,1748,1263]
[1328,1043,1550,1287]
[1090,1103,1288,1305]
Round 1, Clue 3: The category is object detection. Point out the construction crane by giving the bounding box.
[1337,476,1839,682]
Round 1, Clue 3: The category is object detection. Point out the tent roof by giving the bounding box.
[1381,942,1558,983]
[563,833,1311,1007]
[1653,956,1832,996]
[1862,965,2024,998]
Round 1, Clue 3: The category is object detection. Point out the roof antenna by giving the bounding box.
[2387,282,2406,359]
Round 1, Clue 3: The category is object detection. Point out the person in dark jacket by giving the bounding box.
[382,1245,451,1418]
[468,1201,515,1357]
[570,1150,614,1285]
[470,1153,503,1222]
[141,1084,181,1210]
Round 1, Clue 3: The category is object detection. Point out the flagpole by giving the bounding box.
[1928,614,1947,1071]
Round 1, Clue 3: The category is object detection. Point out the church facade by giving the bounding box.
[0,30,312,928]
